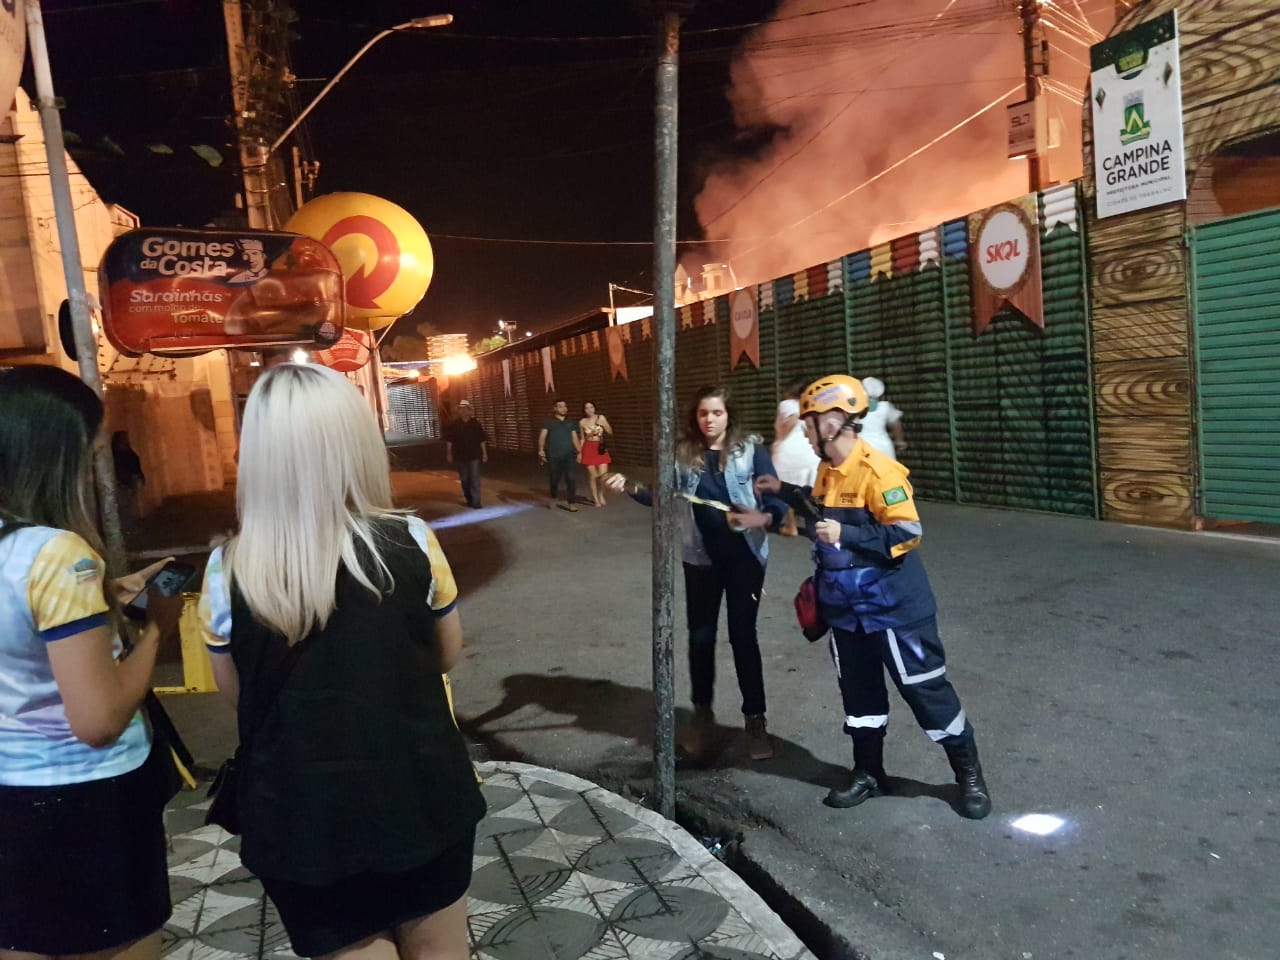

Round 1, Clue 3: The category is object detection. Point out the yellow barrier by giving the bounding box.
[154,593,218,695]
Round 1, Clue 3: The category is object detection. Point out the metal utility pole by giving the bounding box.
[651,2,684,822]
[223,0,272,228]
[1019,0,1049,191]
[25,0,125,573]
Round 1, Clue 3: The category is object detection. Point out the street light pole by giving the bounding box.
[267,14,453,171]
[228,12,452,228]
[268,15,452,161]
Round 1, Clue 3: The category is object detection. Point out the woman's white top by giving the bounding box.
[859,399,903,460]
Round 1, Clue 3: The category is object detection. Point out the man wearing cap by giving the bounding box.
[228,239,268,284]
[444,400,488,508]
[755,374,991,820]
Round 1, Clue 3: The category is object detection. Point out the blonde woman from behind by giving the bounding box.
[200,364,484,960]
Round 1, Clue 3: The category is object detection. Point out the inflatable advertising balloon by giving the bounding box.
[285,193,434,331]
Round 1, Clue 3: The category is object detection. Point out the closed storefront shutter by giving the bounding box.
[1192,207,1280,523]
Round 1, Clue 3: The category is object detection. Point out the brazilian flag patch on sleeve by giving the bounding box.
[883,486,907,506]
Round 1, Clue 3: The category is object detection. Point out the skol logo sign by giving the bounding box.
[729,285,760,369]
[969,199,1043,335]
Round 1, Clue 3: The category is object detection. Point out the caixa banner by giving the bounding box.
[99,228,345,357]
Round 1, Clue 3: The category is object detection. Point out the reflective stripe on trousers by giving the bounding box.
[829,616,970,743]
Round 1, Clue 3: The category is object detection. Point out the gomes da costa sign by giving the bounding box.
[968,199,1043,335]
[100,228,345,356]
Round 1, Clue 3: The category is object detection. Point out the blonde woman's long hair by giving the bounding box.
[222,363,400,645]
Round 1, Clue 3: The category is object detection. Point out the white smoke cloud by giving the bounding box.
[690,0,1116,285]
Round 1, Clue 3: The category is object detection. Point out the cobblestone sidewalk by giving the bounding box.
[162,762,814,960]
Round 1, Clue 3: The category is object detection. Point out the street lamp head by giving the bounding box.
[401,14,454,30]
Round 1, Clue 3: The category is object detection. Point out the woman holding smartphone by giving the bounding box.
[0,366,175,960]
[607,385,787,763]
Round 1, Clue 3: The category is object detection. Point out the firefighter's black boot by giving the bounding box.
[943,735,992,820]
[824,733,888,809]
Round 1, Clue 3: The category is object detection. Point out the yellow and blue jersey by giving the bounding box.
[0,523,149,786]
[806,439,937,631]
[200,515,459,653]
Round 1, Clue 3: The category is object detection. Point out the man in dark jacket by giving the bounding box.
[444,400,488,508]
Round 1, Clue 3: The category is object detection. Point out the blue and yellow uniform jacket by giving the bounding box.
[785,438,936,632]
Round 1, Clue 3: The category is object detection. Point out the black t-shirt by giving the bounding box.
[445,418,488,460]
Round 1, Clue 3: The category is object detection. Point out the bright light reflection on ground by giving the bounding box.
[1011,813,1066,836]
[429,503,533,530]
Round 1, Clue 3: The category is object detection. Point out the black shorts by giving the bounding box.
[0,742,172,954]
[261,830,476,957]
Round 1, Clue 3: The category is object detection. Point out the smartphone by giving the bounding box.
[123,560,196,621]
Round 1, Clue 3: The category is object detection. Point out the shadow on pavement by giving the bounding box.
[459,672,854,793]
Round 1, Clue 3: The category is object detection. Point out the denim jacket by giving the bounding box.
[676,439,769,569]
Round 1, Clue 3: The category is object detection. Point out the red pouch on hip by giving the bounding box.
[794,575,829,642]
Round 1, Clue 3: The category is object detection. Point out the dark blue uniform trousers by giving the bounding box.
[829,616,971,745]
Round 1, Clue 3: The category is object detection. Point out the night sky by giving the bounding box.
[38,0,782,339]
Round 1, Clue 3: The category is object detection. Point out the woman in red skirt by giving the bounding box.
[578,400,614,506]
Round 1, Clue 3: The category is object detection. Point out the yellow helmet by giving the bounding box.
[799,375,868,417]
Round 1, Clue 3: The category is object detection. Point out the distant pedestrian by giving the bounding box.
[578,400,613,507]
[859,377,905,460]
[757,375,990,819]
[444,399,488,508]
[538,398,582,512]
[607,385,788,762]
[771,379,820,536]
[112,430,146,526]
[200,363,484,958]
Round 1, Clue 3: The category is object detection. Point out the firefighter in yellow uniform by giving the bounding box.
[756,375,991,819]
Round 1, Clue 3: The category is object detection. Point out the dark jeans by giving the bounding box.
[456,460,482,505]
[548,454,577,502]
[683,541,767,716]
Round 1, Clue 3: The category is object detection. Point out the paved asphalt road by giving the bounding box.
[152,452,1280,960]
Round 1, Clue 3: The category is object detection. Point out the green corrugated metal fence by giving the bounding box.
[465,186,1096,518]
[1192,206,1280,524]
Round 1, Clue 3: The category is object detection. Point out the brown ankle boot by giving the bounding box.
[683,704,716,762]
[744,714,774,760]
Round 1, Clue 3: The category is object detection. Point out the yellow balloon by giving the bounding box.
[285,192,434,331]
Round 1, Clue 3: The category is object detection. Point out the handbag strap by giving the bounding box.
[239,636,311,752]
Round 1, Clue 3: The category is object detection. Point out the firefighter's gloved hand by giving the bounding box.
[814,519,842,545]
